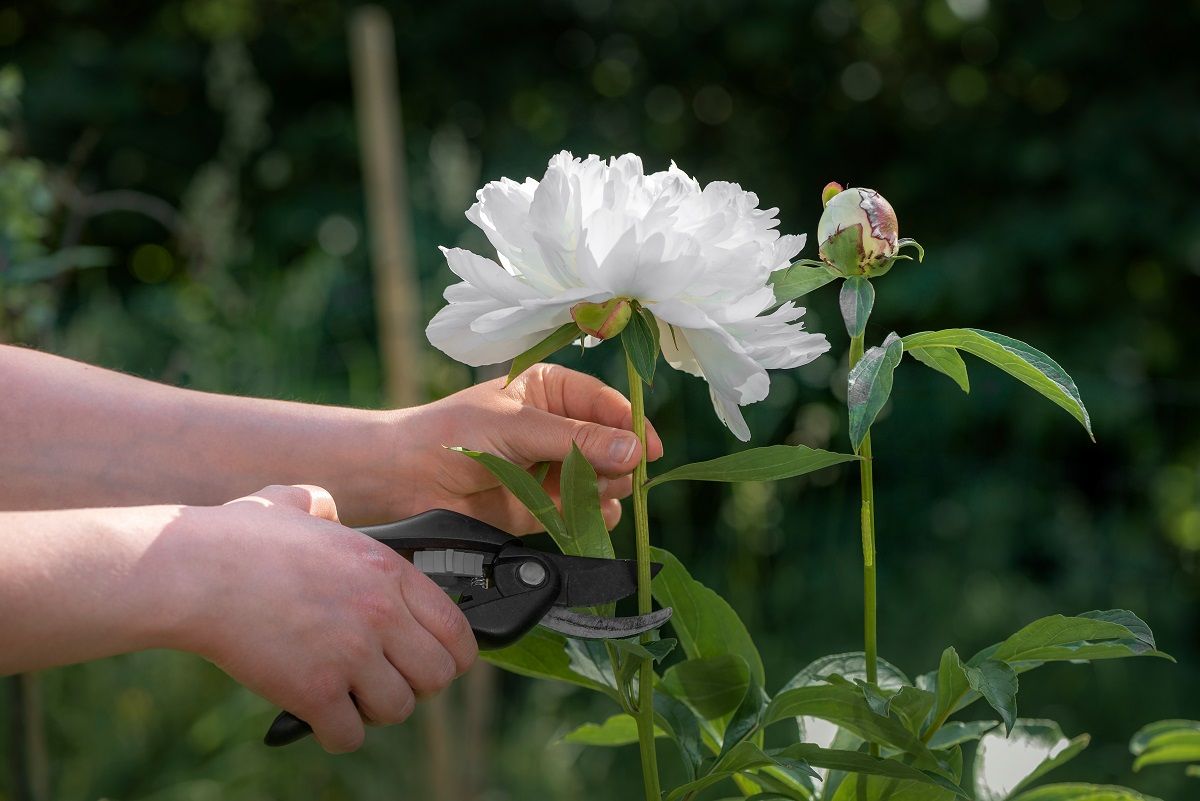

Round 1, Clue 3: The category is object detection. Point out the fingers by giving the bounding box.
[302,690,365,754]
[398,562,478,674]
[383,625,459,699]
[351,656,416,726]
[504,407,644,478]
[227,484,340,523]
[524,364,664,462]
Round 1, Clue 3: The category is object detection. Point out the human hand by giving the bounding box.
[174,485,477,753]
[389,364,664,534]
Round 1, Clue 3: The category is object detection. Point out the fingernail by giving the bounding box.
[609,435,638,464]
[597,477,610,494]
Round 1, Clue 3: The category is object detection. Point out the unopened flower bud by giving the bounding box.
[821,181,844,207]
[817,187,899,275]
[571,298,633,340]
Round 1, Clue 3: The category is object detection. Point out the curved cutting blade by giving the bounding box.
[538,606,673,639]
[547,554,663,607]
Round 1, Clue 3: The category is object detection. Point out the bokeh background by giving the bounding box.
[2,0,1198,799]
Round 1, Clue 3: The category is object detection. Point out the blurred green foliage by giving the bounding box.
[1,0,1198,799]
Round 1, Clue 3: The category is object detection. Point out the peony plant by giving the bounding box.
[427,153,1173,801]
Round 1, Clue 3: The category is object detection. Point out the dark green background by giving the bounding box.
[2,0,1197,799]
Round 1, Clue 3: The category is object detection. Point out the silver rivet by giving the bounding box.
[518,561,547,587]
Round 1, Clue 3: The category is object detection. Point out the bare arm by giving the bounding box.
[0,347,661,530]
[0,485,476,753]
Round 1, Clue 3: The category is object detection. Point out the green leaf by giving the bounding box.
[780,744,968,796]
[655,692,705,781]
[974,720,1091,801]
[645,445,858,490]
[928,720,999,750]
[1129,719,1200,772]
[505,322,581,386]
[720,676,767,758]
[449,447,568,549]
[609,636,677,663]
[662,654,751,721]
[987,610,1165,663]
[560,443,614,559]
[561,714,666,746]
[564,638,619,697]
[483,629,610,695]
[908,345,970,393]
[821,224,866,276]
[665,742,817,801]
[831,773,959,801]
[781,652,912,692]
[1010,786,1161,801]
[897,237,925,262]
[621,305,660,385]
[840,276,875,338]
[770,262,838,302]
[900,328,1093,439]
[764,682,938,767]
[963,660,1019,735]
[889,685,937,734]
[847,332,904,451]
[650,547,765,686]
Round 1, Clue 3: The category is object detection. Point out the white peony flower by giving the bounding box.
[426,151,830,440]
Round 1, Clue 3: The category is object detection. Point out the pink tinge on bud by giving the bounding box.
[821,181,844,207]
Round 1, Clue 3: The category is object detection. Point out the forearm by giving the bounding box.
[0,505,195,673]
[0,346,409,524]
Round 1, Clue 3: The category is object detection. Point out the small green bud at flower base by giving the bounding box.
[821,181,844,207]
[817,187,899,273]
[571,298,633,340]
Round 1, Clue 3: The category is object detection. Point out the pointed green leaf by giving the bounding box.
[831,773,959,801]
[974,720,1090,801]
[780,651,911,693]
[847,332,904,451]
[840,276,875,338]
[720,676,767,758]
[650,547,765,686]
[781,744,969,797]
[988,610,1164,664]
[928,721,999,751]
[644,445,858,490]
[483,628,610,695]
[770,262,838,302]
[963,660,1019,735]
[505,322,581,386]
[665,742,817,801]
[908,345,970,393]
[897,237,925,262]
[609,636,676,663]
[561,714,667,746]
[1011,785,1161,801]
[621,305,659,384]
[1129,719,1200,772]
[900,328,1093,439]
[560,444,614,559]
[449,447,567,549]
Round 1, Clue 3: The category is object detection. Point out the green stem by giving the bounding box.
[626,356,661,801]
[849,333,879,756]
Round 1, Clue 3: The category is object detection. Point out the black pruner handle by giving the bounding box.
[265,711,312,747]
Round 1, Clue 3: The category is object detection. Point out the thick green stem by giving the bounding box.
[849,333,879,755]
[626,357,660,801]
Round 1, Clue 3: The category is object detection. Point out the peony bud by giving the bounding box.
[817,187,899,275]
[571,298,633,340]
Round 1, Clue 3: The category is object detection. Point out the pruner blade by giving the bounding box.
[538,606,673,640]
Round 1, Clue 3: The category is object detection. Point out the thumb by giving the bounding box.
[505,408,642,477]
[232,484,341,523]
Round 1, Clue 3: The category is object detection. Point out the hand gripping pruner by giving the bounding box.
[264,508,672,746]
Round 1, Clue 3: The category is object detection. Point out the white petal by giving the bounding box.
[439,247,540,305]
[426,300,546,367]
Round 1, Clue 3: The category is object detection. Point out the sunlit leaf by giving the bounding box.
[1129,719,1200,772]
[650,547,765,686]
[1011,786,1161,801]
[974,720,1090,801]
[505,322,581,386]
[928,720,999,751]
[645,445,858,490]
[483,629,611,696]
[840,276,875,338]
[900,328,1093,439]
[662,654,751,721]
[561,714,666,746]
[847,332,904,450]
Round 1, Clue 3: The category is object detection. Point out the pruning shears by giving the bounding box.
[264,508,672,746]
